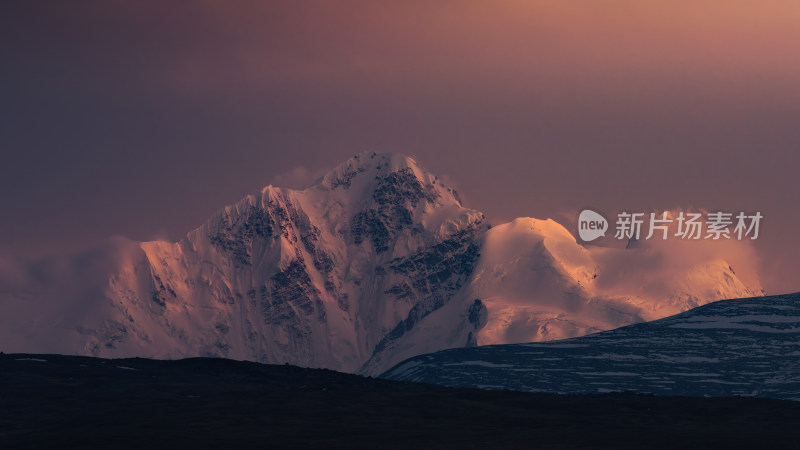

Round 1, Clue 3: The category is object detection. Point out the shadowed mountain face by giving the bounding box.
[3,353,800,450]
[0,153,759,375]
[383,293,800,401]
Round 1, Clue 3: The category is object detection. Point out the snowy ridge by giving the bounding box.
[0,152,760,375]
[382,292,800,401]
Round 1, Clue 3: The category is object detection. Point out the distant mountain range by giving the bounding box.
[0,152,760,375]
[383,292,800,401]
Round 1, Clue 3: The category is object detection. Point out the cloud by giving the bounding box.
[268,166,329,190]
[588,208,764,299]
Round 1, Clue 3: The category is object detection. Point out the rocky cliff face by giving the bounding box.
[0,152,760,375]
[98,152,489,374]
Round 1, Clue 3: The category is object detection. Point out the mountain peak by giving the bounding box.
[319,152,429,190]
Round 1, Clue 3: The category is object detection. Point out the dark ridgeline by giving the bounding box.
[2,353,800,449]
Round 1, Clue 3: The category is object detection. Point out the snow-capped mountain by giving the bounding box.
[358,216,759,374]
[382,292,800,401]
[0,152,760,375]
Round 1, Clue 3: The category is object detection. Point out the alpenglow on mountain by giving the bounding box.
[0,153,760,374]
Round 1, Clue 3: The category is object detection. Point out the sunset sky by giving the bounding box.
[2,1,799,294]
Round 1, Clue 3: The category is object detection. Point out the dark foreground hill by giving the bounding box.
[2,353,800,449]
[383,293,800,401]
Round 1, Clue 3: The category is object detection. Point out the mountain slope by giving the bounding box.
[382,292,800,401]
[359,216,758,374]
[0,152,760,375]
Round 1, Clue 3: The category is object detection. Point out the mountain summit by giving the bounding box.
[0,153,759,374]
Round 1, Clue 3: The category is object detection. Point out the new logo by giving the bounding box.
[578,209,608,242]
